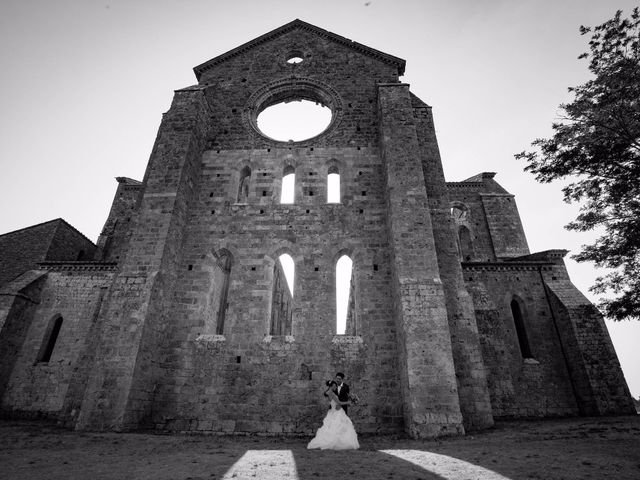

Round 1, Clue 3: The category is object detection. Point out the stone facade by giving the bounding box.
[0,20,635,438]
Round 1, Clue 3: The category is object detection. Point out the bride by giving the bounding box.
[307,380,359,450]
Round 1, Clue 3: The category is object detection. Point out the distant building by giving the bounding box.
[0,20,634,438]
[0,218,95,287]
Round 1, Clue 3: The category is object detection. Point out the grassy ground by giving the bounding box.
[1,415,639,480]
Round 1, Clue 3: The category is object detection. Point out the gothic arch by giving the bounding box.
[265,243,301,336]
[204,248,235,335]
[331,246,363,336]
[200,247,237,336]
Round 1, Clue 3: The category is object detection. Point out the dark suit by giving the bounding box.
[336,382,350,416]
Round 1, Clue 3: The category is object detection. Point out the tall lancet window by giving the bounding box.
[327,165,340,203]
[270,254,294,335]
[510,298,533,359]
[281,166,295,204]
[237,166,251,203]
[336,255,355,335]
[37,315,63,363]
[213,251,233,335]
[458,225,474,261]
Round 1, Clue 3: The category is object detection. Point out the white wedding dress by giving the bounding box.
[307,399,359,450]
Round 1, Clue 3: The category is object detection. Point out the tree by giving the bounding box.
[516,8,640,321]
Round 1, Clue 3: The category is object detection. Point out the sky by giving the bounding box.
[0,0,638,398]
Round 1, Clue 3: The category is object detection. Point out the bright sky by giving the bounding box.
[0,0,638,398]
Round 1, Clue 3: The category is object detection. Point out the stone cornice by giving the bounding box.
[39,261,118,272]
[462,261,554,272]
[193,19,406,80]
[446,182,484,189]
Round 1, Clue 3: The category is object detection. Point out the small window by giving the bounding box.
[327,165,340,203]
[281,166,295,204]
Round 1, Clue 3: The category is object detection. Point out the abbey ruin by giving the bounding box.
[0,20,635,438]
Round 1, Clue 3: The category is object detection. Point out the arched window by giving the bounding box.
[237,166,251,203]
[458,226,474,261]
[281,166,295,204]
[213,251,233,335]
[37,315,63,363]
[336,255,354,335]
[270,254,294,335]
[327,165,340,203]
[510,298,533,359]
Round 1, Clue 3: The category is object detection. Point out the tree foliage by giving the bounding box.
[516,8,640,321]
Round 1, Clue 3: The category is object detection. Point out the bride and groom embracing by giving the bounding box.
[307,372,360,450]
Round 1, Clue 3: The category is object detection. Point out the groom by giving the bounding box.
[334,372,350,416]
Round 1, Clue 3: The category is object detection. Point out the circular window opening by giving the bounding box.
[257,99,332,142]
[287,56,304,64]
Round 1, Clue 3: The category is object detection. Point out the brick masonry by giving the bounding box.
[0,19,635,437]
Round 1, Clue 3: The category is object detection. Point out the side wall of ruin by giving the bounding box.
[1,267,114,418]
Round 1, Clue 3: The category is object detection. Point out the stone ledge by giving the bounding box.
[195,334,226,343]
[331,335,363,344]
[262,335,295,343]
[38,261,118,272]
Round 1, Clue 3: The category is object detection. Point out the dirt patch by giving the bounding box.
[1,416,639,479]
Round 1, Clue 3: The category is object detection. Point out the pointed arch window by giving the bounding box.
[237,166,251,203]
[270,254,294,335]
[37,315,63,363]
[336,255,355,335]
[327,165,340,203]
[510,298,533,359]
[281,166,295,204]
[212,251,233,335]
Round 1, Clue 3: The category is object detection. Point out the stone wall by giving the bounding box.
[95,177,142,262]
[447,174,529,261]
[75,87,212,431]
[541,259,636,416]
[0,265,114,417]
[151,145,403,435]
[414,100,493,431]
[378,83,464,437]
[463,261,580,417]
[0,271,48,401]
